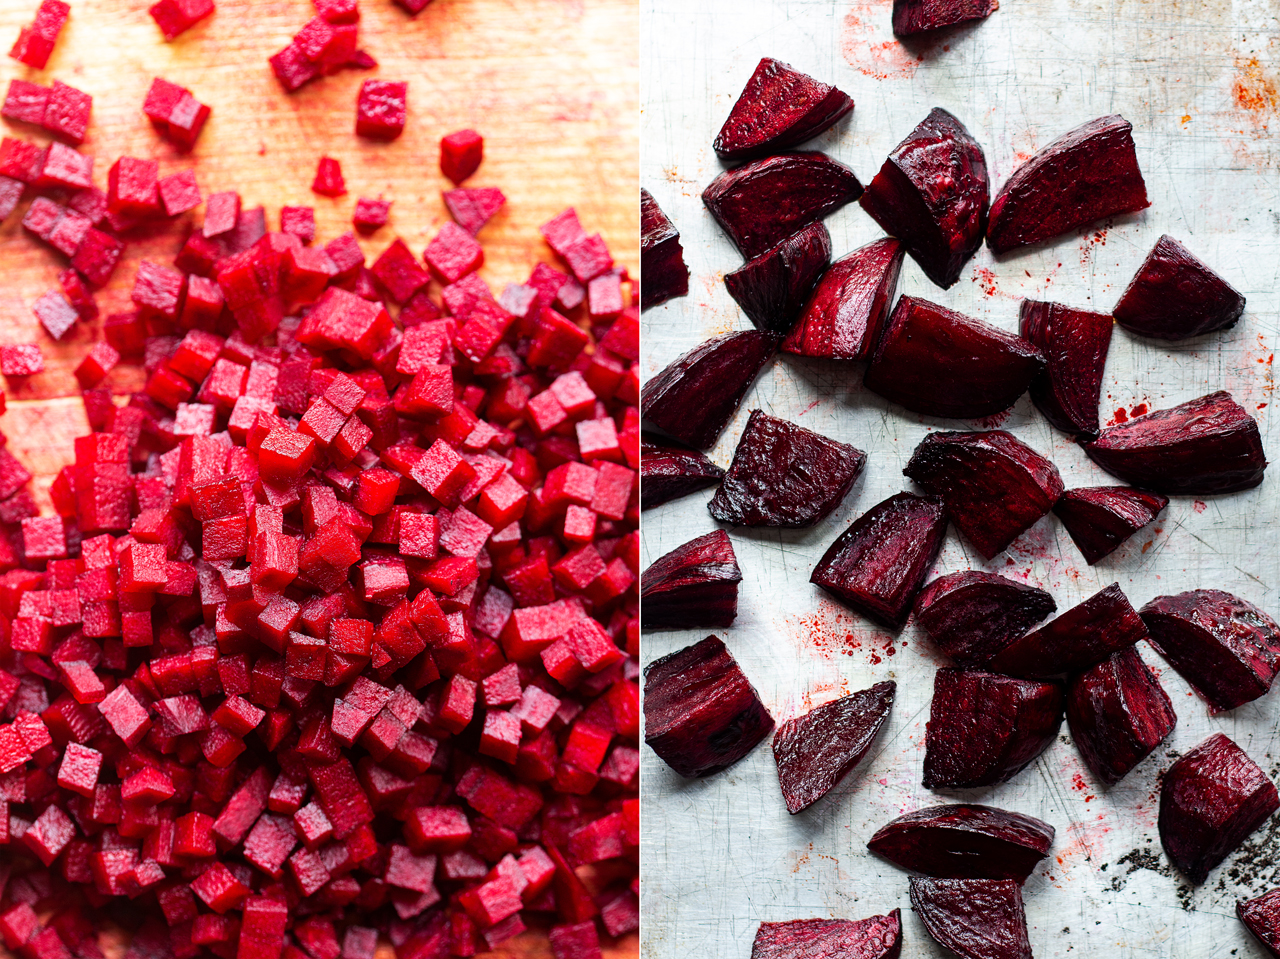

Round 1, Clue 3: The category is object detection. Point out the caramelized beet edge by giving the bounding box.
[641,187,690,310]
[913,570,1056,666]
[640,432,726,510]
[1052,485,1168,565]
[724,222,832,335]
[868,804,1054,882]
[714,58,854,161]
[909,878,1033,959]
[751,911,902,959]
[640,529,742,630]
[1019,298,1113,437]
[1112,234,1245,341]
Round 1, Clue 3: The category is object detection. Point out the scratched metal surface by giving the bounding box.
[639,0,1280,956]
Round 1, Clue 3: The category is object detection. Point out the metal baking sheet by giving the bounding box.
[639,0,1280,956]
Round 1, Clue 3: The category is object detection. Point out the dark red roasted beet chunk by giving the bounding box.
[772,682,894,813]
[702,152,863,259]
[1053,486,1168,565]
[811,492,947,629]
[893,0,996,35]
[1113,234,1245,340]
[713,58,854,162]
[869,805,1053,882]
[909,878,1032,959]
[923,668,1063,788]
[781,237,903,359]
[860,108,988,289]
[725,222,831,335]
[1159,732,1279,884]
[644,634,774,777]
[1019,299,1112,436]
[987,115,1148,253]
[1239,889,1280,958]
[641,529,742,629]
[913,571,1055,666]
[640,433,725,509]
[865,297,1044,419]
[751,912,902,959]
[1066,646,1176,785]
[904,430,1063,560]
[641,329,776,450]
[1140,589,1280,712]
[640,188,689,310]
[709,409,866,528]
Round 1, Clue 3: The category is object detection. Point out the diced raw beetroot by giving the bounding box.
[158,169,202,216]
[640,529,741,629]
[443,186,505,236]
[357,79,407,140]
[913,571,1055,666]
[910,878,1031,959]
[32,290,78,341]
[2,79,48,126]
[1018,299,1113,436]
[149,0,215,40]
[1116,233,1247,340]
[725,222,831,335]
[750,913,902,959]
[0,344,43,375]
[313,156,347,196]
[780,236,902,359]
[868,804,1054,882]
[714,58,852,161]
[9,0,68,68]
[892,0,996,33]
[640,188,688,310]
[1053,486,1168,564]
[639,433,724,509]
[440,129,483,184]
[1239,889,1280,958]
[425,221,484,283]
[353,196,391,234]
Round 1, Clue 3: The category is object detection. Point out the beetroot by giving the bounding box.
[1239,889,1280,958]
[443,186,505,237]
[869,805,1053,882]
[987,115,1148,253]
[725,222,832,335]
[149,0,215,41]
[859,108,989,289]
[440,129,483,185]
[1053,486,1168,564]
[892,0,996,35]
[8,0,68,69]
[903,430,1063,560]
[356,79,407,140]
[1159,732,1279,884]
[713,58,854,161]
[641,529,742,629]
[909,878,1032,959]
[751,912,902,959]
[772,681,894,813]
[1112,234,1245,340]
[640,433,725,509]
[781,238,904,359]
[640,188,689,310]
[1018,299,1112,436]
[644,635,774,777]
[864,297,1044,419]
[913,571,1055,666]
[709,409,866,527]
[810,492,947,629]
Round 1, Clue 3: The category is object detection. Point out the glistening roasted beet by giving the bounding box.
[904,430,1063,560]
[986,115,1149,253]
[1066,646,1176,785]
[923,668,1063,788]
[892,0,997,35]
[913,571,1056,666]
[772,681,894,813]
[859,108,989,289]
[641,188,689,310]
[640,433,725,509]
[702,152,863,259]
[868,804,1054,882]
[1239,889,1280,959]
[725,222,832,335]
[810,492,947,629]
[713,58,854,162]
[709,409,866,527]
[1053,486,1168,565]
[751,913,902,959]
[864,297,1044,419]
[642,330,777,450]
[1018,299,1113,436]
[909,878,1031,959]
[1112,234,1245,341]
[1159,732,1279,884]
[781,237,904,359]
[640,529,742,629]
[1140,589,1280,712]
[644,635,774,778]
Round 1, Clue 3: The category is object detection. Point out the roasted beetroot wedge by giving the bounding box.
[868,804,1054,882]
[903,430,1063,560]
[1053,486,1168,565]
[1018,299,1113,436]
[640,433,725,509]
[724,223,832,335]
[641,529,742,629]
[811,492,947,629]
[923,668,1063,788]
[914,572,1056,666]
[1081,391,1267,494]
[1066,646,1176,786]
[909,879,1031,959]
[986,115,1149,254]
[1239,889,1280,959]
[751,912,902,959]
[702,153,863,259]
[781,238,904,359]
[985,582,1148,677]
[642,329,777,450]
[892,0,998,36]
[644,635,775,778]
[709,409,867,528]
[859,108,989,289]
[713,58,854,162]
[641,188,689,310]
[1112,234,1245,341]
[1159,732,1279,884]
[1140,589,1280,712]
[773,682,895,813]
[864,297,1044,419]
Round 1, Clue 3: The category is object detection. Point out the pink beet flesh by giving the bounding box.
[913,571,1055,666]
[1053,485,1168,565]
[1239,889,1280,958]
[782,237,904,359]
[892,0,997,35]
[714,58,854,161]
[868,804,1054,883]
[751,912,902,959]
[640,433,725,510]
[1113,234,1245,340]
[909,878,1032,959]
[640,529,742,630]
[641,188,689,310]
[725,222,832,335]
[1019,298,1113,436]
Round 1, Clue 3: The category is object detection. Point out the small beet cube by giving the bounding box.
[356,79,407,140]
[913,571,1055,666]
[639,433,724,509]
[97,684,152,747]
[39,141,92,190]
[370,237,430,303]
[353,196,390,233]
[9,0,69,69]
[0,344,43,375]
[440,128,482,184]
[725,222,831,336]
[640,188,688,310]
[750,912,902,959]
[910,878,1031,959]
[44,79,91,144]
[32,290,78,341]
[158,169,202,216]
[149,0,214,40]
[714,57,853,162]
[281,204,316,243]
[71,228,124,287]
[1053,485,1168,565]
[2,78,47,125]
[23,803,75,865]
[549,921,600,959]
[867,804,1054,882]
[1019,299,1113,437]
[1239,889,1280,958]
[204,190,240,237]
[312,156,346,196]
[425,221,484,284]
[108,156,160,218]
[443,186,505,236]
[640,529,740,630]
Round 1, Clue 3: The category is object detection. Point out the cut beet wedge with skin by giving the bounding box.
[1019,299,1113,436]
[811,492,947,629]
[1066,646,1176,786]
[868,804,1054,883]
[642,329,777,450]
[909,878,1032,959]
[1159,732,1279,884]
[781,237,904,359]
[725,222,832,335]
[641,188,689,310]
[644,635,774,778]
[859,108,989,289]
[1112,234,1245,341]
[1140,589,1280,712]
[1053,486,1168,565]
[640,433,725,510]
[923,668,1063,789]
[914,571,1056,666]
[864,297,1044,419]
[709,409,867,528]
[773,681,895,813]
[702,152,863,259]
[751,912,903,959]
[714,58,854,162]
[893,0,998,36]
[903,430,1063,560]
[986,115,1149,254]
[640,529,742,630]
[1239,889,1280,959]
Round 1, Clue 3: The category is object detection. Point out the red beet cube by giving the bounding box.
[158,169,202,216]
[353,196,391,233]
[0,344,43,375]
[32,290,77,341]
[2,78,47,125]
[425,221,484,284]
[9,0,68,69]
[108,156,160,218]
[71,228,124,287]
[443,186,505,235]
[312,156,346,196]
[440,129,483,185]
[356,79,407,140]
[204,190,240,237]
[149,0,214,40]
[281,205,316,243]
[74,342,119,388]
[43,79,91,143]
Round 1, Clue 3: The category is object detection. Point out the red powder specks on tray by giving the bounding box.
[840,2,926,80]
